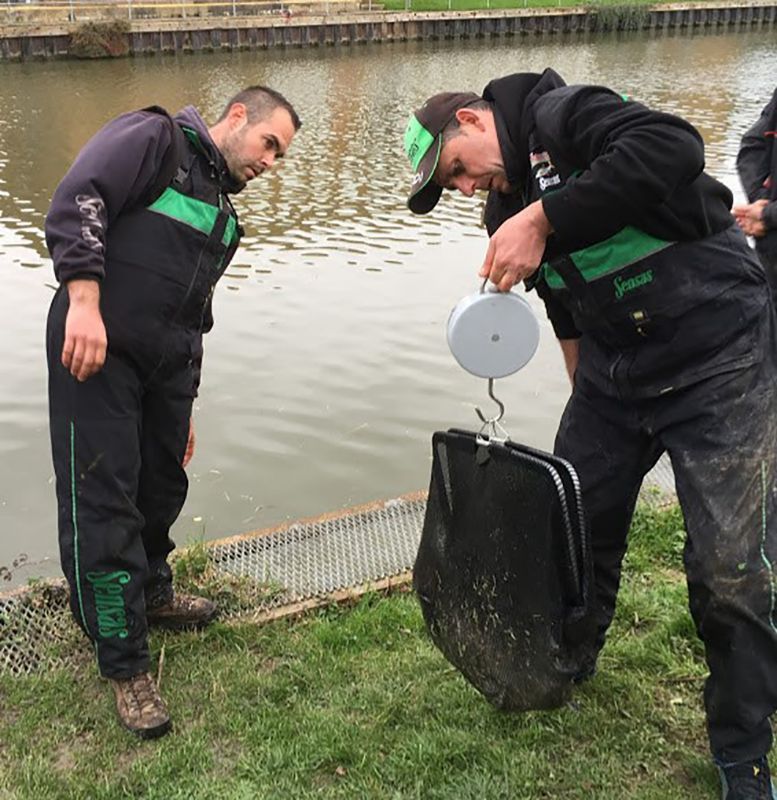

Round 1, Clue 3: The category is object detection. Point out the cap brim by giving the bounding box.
[407,137,443,215]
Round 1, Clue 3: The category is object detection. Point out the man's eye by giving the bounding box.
[451,162,464,178]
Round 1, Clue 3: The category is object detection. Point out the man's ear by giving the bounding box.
[227,102,248,130]
[455,107,484,130]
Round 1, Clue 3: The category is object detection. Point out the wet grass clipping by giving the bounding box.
[0,503,735,799]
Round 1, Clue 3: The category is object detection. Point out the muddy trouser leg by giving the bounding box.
[660,353,777,762]
[554,372,664,669]
[137,362,195,609]
[47,298,150,679]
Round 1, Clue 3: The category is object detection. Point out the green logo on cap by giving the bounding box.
[404,116,436,172]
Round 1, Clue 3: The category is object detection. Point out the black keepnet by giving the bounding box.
[413,429,593,711]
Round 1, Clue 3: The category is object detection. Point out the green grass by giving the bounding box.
[0,504,727,799]
[380,0,668,14]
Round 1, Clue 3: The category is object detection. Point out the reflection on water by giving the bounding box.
[1,29,775,585]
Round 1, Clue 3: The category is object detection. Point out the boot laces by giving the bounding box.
[126,673,163,714]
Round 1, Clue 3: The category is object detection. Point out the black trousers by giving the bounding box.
[555,300,777,762]
[756,245,777,307]
[47,292,194,679]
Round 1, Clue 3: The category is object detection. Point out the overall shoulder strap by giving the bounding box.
[138,105,190,207]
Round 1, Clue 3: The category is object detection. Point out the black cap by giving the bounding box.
[403,91,481,215]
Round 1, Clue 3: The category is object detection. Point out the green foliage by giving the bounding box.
[171,539,284,616]
[625,502,686,573]
[588,1,651,31]
[69,20,130,59]
[380,0,661,12]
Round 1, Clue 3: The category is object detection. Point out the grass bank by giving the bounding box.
[0,503,732,799]
[380,0,669,15]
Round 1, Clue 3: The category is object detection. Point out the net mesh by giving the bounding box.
[0,455,675,677]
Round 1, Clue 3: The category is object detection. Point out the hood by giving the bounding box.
[174,105,245,195]
[482,68,567,191]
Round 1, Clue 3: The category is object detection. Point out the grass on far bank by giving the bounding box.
[380,0,663,14]
[0,503,729,800]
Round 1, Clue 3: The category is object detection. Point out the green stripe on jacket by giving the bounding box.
[541,226,673,290]
[148,187,237,247]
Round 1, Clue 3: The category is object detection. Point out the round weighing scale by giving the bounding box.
[447,282,540,380]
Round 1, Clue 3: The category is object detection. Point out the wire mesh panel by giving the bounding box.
[0,582,82,676]
[210,496,427,603]
[0,495,427,677]
[646,452,675,499]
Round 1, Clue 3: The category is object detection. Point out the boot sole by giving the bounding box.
[123,717,173,740]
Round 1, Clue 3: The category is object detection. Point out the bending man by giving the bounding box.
[403,69,777,800]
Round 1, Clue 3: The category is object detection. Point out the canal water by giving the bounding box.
[1,28,775,586]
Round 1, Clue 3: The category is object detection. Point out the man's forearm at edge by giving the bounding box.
[558,338,579,386]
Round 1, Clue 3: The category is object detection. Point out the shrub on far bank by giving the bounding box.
[69,20,130,58]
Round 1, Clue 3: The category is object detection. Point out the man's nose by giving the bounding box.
[455,177,476,197]
[261,151,276,169]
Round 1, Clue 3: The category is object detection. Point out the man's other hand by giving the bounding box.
[182,418,195,468]
[733,199,768,238]
[62,279,107,382]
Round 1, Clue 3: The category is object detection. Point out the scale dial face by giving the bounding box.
[447,289,540,379]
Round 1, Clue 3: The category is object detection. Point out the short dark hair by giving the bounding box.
[218,85,302,131]
[441,98,491,146]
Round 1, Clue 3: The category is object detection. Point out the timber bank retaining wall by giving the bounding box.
[0,2,775,60]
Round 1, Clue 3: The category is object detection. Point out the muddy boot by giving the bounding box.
[110,672,171,740]
[146,593,217,631]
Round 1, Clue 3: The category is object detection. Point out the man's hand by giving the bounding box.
[62,279,107,382]
[479,200,554,291]
[733,199,768,238]
[182,418,195,468]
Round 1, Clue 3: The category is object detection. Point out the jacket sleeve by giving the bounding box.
[45,111,173,284]
[536,86,707,245]
[736,90,777,203]
[764,201,777,232]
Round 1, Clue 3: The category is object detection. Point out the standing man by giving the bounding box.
[735,86,777,295]
[46,86,300,739]
[403,70,777,799]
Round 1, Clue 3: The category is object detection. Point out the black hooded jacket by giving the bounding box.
[45,106,244,393]
[737,87,777,257]
[482,70,736,338]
